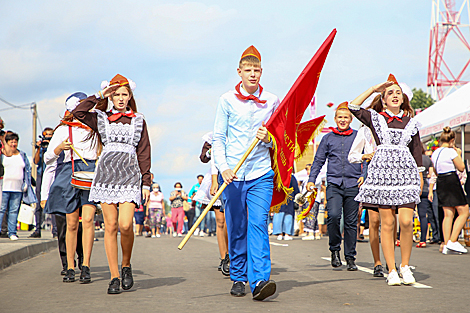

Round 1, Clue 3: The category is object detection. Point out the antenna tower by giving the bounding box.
[428,0,470,100]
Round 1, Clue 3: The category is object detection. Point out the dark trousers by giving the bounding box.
[417,193,432,242]
[185,208,195,230]
[55,213,83,269]
[326,183,359,259]
[34,174,43,232]
[430,190,442,242]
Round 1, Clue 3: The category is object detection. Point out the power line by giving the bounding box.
[0,95,33,109]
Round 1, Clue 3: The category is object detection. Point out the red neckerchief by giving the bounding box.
[61,120,92,131]
[329,127,353,136]
[108,109,136,122]
[234,82,267,104]
[379,112,402,123]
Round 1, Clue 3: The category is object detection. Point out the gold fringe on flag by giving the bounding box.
[268,132,294,213]
[296,189,318,221]
[295,118,327,160]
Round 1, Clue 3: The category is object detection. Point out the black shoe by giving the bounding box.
[0,233,8,238]
[108,278,121,294]
[60,267,67,276]
[373,265,384,277]
[63,269,75,282]
[80,266,91,283]
[252,280,276,301]
[221,254,230,277]
[218,259,223,271]
[52,234,58,239]
[121,266,134,290]
[230,281,246,297]
[346,259,358,271]
[331,251,342,268]
[28,232,41,238]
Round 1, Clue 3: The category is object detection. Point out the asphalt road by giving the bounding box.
[1,234,469,313]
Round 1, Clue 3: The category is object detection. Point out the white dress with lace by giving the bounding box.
[355,110,421,206]
[89,109,144,205]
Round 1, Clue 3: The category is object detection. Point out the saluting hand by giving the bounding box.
[372,81,394,93]
[102,85,121,98]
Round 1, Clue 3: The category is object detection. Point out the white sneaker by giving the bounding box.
[177,233,183,237]
[442,245,448,254]
[387,270,401,286]
[172,232,177,237]
[284,234,293,241]
[194,229,200,236]
[156,234,161,238]
[446,240,468,254]
[199,231,205,237]
[276,235,283,241]
[315,234,322,240]
[151,235,156,238]
[9,235,18,241]
[302,235,315,240]
[400,264,416,285]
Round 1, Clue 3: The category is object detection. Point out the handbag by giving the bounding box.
[17,203,36,225]
[183,200,191,212]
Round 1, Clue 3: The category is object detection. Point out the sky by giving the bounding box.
[0,0,468,196]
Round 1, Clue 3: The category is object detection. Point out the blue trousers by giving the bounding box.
[273,212,294,235]
[223,170,274,292]
[0,192,23,236]
[195,203,207,231]
[326,183,359,259]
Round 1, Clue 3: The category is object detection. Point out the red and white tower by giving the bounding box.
[428,0,470,100]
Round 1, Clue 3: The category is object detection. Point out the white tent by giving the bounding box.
[415,83,470,159]
[416,83,470,139]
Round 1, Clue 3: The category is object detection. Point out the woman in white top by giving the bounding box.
[148,183,164,238]
[430,126,469,254]
[0,132,35,240]
[44,92,99,283]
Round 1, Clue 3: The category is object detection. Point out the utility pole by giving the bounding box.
[32,102,37,179]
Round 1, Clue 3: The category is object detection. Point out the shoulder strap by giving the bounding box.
[434,148,446,173]
[68,126,74,173]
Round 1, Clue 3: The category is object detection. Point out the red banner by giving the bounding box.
[266,29,336,210]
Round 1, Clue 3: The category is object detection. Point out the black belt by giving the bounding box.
[437,171,456,177]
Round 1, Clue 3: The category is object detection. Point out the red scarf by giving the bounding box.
[234,82,267,104]
[61,120,92,131]
[329,127,353,136]
[379,112,402,123]
[108,110,136,122]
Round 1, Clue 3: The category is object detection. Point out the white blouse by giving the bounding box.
[431,147,458,174]
[348,125,376,164]
[44,124,98,165]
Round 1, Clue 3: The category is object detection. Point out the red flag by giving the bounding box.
[265,29,336,210]
[295,116,326,160]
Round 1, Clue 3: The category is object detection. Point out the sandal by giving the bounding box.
[395,240,400,247]
[416,242,427,248]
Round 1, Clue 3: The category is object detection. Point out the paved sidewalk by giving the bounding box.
[0,229,104,270]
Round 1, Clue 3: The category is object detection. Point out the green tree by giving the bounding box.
[410,88,435,110]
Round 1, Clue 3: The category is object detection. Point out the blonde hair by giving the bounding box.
[239,55,261,68]
[334,108,352,119]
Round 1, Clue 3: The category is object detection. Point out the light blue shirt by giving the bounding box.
[213,84,280,181]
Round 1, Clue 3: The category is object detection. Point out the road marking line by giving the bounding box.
[270,242,289,247]
[321,257,432,289]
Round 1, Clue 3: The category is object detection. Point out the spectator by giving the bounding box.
[29,127,54,238]
[188,175,203,231]
[430,127,469,254]
[0,132,36,240]
[0,117,13,238]
[169,182,188,237]
[134,204,145,236]
[148,183,164,238]
[273,174,300,241]
[416,144,433,248]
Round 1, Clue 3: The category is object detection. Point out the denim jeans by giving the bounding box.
[195,203,208,231]
[272,212,294,235]
[0,191,23,236]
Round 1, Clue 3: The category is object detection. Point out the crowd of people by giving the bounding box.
[1,45,469,302]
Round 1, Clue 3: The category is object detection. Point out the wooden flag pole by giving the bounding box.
[178,138,260,250]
